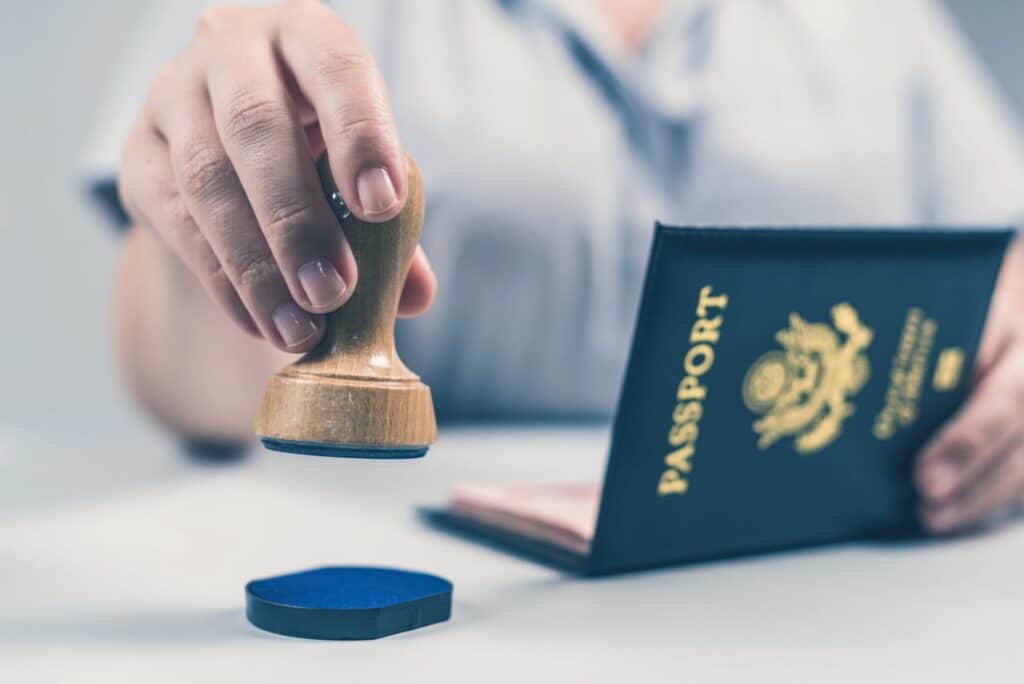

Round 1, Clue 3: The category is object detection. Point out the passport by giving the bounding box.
[425,225,1013,575]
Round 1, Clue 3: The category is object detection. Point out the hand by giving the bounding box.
[915,238,1024,534]
[118,0,436,353]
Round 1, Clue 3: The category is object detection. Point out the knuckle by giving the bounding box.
[935,426,975,463]
[954,431,981,460]
[222,90,287,147]
[179,140,235,201]
[161,194,194,234]
[264,200,318,241]
[196,4,244,34]
[333,112,391,152]
[230,249,281,291]
[312,46,371,84]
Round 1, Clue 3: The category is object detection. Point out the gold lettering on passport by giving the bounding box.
[743,303,872,454]
[658,286,729,496]
[874,308,937,439]
[933,347,965,391]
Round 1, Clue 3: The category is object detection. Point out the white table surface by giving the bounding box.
[2,423,1022,683]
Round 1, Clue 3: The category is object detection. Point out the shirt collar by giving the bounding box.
[516,0,715,120]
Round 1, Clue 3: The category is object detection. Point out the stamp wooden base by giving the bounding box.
[255,155,437,457]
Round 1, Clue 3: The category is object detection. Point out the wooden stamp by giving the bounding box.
[256,155,437,458]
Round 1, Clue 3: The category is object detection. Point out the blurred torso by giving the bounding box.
[340,0,1024,416]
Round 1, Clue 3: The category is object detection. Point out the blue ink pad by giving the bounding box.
[260,438,428,459]
[245,566,452,640]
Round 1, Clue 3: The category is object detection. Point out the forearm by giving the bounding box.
[114,226,290,443]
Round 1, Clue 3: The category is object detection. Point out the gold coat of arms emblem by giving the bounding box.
[743,303,873,454]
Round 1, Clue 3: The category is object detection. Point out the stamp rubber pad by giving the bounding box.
[245,566,452,640]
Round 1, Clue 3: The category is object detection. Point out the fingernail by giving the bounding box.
[356,166,398,215]
[921,461,960,501]
[272,301,322,349]
[298,259,347,310]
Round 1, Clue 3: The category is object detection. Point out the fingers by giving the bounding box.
[153,79,324,352]
[920,439,1024,534]
[119,122,258,337]
[276,2,407,222]
[915,344,1024,502]
[119,1,434,355]
[205,31,358,314]
[915,342,1024,531]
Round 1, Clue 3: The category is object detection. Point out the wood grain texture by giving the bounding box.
[255,155,437,449]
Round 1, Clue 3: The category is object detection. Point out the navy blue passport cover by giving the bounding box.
[429,225,1012,575]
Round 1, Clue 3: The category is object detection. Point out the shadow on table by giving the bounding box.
[0,608,275,645]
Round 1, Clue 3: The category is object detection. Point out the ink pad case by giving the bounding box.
[245,566,452,640]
